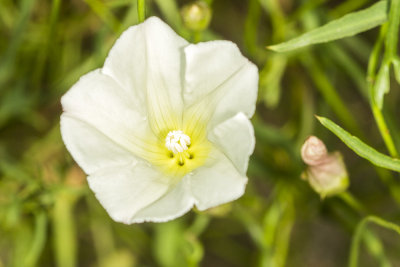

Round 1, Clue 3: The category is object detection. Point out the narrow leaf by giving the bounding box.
[268,1,388,52]
[317,116,400,172]
[373,62,390,109]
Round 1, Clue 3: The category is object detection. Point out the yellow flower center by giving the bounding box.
[135,96,214,179]
[165,130,194,166]
[138,117,211,178]
[158,124,210,177]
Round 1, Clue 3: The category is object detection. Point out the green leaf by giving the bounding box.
[317,116,400,172]
[373,62,390,109]
[267,1,388,52]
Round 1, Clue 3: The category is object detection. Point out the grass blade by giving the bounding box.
[268,1,388,52]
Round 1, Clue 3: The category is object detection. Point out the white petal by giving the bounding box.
[190,150,248,211]
[60,115,135,175]
[87,162,172,224]
[208,113,255,175]
[131,177,195,223]
[183,41,258,126]
[103,17,189,133]
[61,69,156,159]
[184,41,247,105]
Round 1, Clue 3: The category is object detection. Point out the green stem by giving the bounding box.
[137,0,146,23]
[193,31,202,43]
[371,103,398,157]
[385,0,400,59]
[363,21,400,205]
[53,191,77,267]
[188,213,210,236]
[338,194,393,267]
[87,195,115,265]
[367,22,399,158]
[367,24,386,80]
[349,216,400,267]
[24,211,48,267]
[338,192,368,215]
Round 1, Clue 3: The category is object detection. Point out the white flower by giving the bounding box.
[60,17,258,223]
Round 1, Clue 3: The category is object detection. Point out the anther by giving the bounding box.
[183,151,192,159]
[165,130,191,154]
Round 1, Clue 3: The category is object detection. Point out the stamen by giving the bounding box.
[183,151,192,159]
[165,130,191,154]
[178,154,185,165]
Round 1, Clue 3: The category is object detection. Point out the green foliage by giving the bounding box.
[268,1,388,52]
[372,0,400,108]
[317,116,400,172]
[349,216,400,267]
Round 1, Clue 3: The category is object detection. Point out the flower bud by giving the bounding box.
[181,1,212,32]
[301,136,349,198]
[301,136,328,166]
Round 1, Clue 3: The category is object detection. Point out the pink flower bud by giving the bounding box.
[301,136,349,198]
[301,136,328,166]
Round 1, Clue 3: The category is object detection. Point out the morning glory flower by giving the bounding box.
[60,17,258,223]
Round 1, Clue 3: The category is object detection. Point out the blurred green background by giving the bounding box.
[1,0,400,266]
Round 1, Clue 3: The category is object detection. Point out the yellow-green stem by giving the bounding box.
[338,191,369,215]
[137,0,146,23]
[371,102,399,158]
